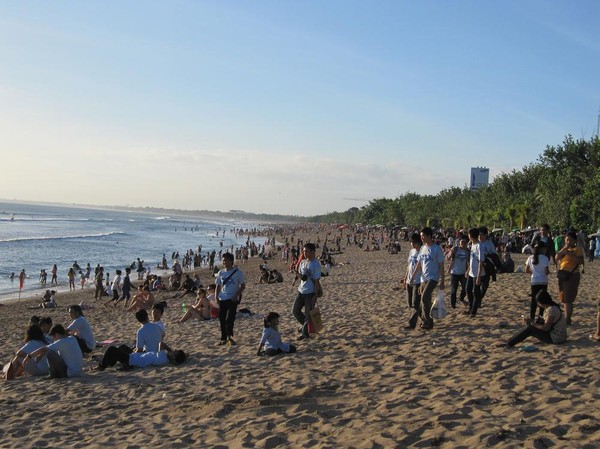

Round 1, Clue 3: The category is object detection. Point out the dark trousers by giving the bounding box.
[507,325,553,347]
[46,350,69,378]
[480,274,490,299]
[100,345,133,369]
[529,284,547,322]
[407,283,421,328]
[74,336,92,354]
[419,280,437,329]
[450,274,467,308]
[292,293,314,337]
[406,283,421,309]
[466,276,483,315]
[95,284,104,300]
[219,300,238,341]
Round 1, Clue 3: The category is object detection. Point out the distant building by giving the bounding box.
[470,167,489,190]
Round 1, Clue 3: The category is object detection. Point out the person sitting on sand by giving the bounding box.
[151,301,167,340]
[179,288,212,323]
[207,284,219,319]
[127,285,155,312]
[133,309,162,353]
[27,324,84,378]
[96,341,186,371]
[31,290,57,309]
[256,312,297,356]
[66,305,95,354]
[3,324,50,380]
[39,317,53,342]
[172,274,196,299]
[257,266,270,284]
[42,290,57,308]
[497,290,567,348]
[268,269,284,283]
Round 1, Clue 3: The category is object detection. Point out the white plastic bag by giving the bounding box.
[430,290,447,320]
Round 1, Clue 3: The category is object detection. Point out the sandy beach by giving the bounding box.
[1,229,600,449]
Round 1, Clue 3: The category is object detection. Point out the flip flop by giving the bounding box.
[589,334,600,342]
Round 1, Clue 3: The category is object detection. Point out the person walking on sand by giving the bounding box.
[215,252,246,346]
[465,227,485,317]
[120,267,133,307]
[404,233,422,329]
[292,243,323,340]
[413,227,444,330]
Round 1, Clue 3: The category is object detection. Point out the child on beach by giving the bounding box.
[525,241,549,324]
[256,312,297,356]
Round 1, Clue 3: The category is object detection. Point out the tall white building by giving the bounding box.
[470,167,489,190]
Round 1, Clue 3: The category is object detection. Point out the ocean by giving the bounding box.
[0,201,259,302]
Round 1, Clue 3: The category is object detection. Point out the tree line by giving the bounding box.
[309,135,600,233]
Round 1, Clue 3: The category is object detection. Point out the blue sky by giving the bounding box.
[0,1,598,215]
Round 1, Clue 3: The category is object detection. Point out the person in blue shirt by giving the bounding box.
[414,227,445,330]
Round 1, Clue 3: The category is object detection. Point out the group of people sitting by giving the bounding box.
[3,302,186,381]
[257,266,284,284]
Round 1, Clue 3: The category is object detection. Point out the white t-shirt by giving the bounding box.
[260,327,290,352]
[129,351,169,368]
[468,243,486,277]
[526,254,549,285]
[67,316,95,351]
[450,247,469,275]
[406,248,421,285]
[47,336,84,377]
[136,322,163,353]
[19,340,48,375]
[418,243,445,283]
[297,259,321,294]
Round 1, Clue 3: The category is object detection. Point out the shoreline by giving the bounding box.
[1,228,600,448]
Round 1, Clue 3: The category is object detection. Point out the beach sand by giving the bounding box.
[1,230,600,448]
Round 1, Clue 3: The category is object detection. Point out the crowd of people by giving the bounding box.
[3,222,599,383]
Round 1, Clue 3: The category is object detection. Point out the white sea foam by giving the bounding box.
[0,231,125,243]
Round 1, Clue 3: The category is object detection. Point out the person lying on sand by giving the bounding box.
[96,341,186,371]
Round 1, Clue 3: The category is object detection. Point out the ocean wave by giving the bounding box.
[0,217,90,222]
[154,216,171,220]
[0,231,126,243]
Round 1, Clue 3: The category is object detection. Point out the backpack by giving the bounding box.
[484,252,503,281]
